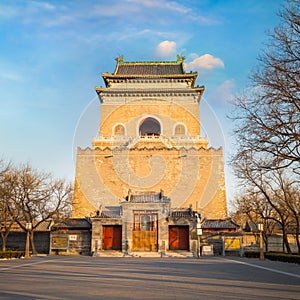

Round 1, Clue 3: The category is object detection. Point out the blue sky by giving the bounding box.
[0,0,283,203]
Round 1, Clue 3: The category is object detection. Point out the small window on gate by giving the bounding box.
[134,212,157,231]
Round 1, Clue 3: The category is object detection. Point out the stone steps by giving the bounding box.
[94,251,194,258]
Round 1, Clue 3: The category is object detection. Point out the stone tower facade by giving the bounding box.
[72,55,227,220]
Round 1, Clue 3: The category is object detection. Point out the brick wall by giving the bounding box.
[0,232,50,254]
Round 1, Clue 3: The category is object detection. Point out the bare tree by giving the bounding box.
[231,0,300,254]
[11,164,73,254]
[231,192,278,252]
[274,172,300,253]
[233,149,299,253]
[232,0,300,173]
[0,160,18,252]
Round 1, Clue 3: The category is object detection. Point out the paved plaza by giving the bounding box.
[0,256,299,299]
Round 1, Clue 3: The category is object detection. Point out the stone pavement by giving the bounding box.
[0,255,299,299]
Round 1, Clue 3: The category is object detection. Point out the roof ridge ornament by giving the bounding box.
[115,55,124,63]
[176,54,185,63]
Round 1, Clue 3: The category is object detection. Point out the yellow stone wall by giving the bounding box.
[72,145,227,219]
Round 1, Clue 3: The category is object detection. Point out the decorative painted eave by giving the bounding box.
[95,84,204,94]
[100,73,198,87]
[95,82,205,103]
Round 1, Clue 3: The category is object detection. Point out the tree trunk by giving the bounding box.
[295,220,300,254]
[30,231,37,254]
[263,234,269,252]
[282,227,291,253]
[1,233,7,252]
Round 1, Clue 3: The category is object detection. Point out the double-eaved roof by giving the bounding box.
[100,55,199,87]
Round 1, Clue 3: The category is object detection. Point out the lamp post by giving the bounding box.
[258,222,264,260]
[25,222,32,259]
[195,213,202,258]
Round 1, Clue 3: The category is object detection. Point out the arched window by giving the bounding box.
[139,117,161,136]
[114,124,125,136]
[174,124,186,136]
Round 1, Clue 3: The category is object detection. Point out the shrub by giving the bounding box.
[244,251,260,258]
[265,252,300,264]
[0,250,25,259]
[244,251,300,264]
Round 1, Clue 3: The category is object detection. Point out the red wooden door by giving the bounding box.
[178,226,189,250]
[169,226,179,249]
[102,225,122,250]
[112,225,122,250]
[169,226,189,250]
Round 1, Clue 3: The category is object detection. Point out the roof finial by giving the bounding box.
[115,55,124,63]
[176,54,185,63]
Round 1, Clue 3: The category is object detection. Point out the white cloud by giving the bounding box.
[186,52,199,61]
[0,71,21,82]
[185,54,224,71]
[29,1,56,11]
[92,3,139,17]
[0,4,20,19]
[0,1,56,21]
[43,15,75,27]
[126,0,217,24]
[156,41,177,58]
[212,80,236,104]
[0,62,23,82]
[127,0,190,14]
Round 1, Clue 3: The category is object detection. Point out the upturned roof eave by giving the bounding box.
[101,72,198,78]
[101,72,198,87]
[94,85,205,95]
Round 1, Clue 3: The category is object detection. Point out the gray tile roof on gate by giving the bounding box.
[171,209,193,218]
[92,206,122,219]
[35,220,53,231]
[9,220,53,232]
[201,219,240,229]
[130,192,170,203]
[100,210,121,219]
[53,218,92,229]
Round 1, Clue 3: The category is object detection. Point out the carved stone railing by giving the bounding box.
[92,134,208,149]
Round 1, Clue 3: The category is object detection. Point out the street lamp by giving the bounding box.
[25,222,32,259]
[195,213,202,258]
[258,222,264,260]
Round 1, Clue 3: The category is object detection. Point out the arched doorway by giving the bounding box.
[139,117,161,136]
